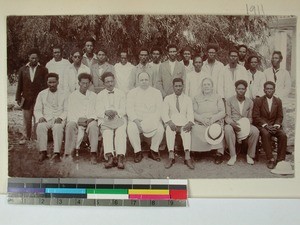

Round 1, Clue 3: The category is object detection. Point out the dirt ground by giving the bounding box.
[7,84,295,179]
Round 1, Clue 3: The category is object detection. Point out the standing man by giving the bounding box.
[114,50,134,94]
[64,73,99,164]
[90,47,115,93]
[81,38,98,69]
[63,48,90,96]
[247,55,266,99]
[149,46,162,84]
[34,73,67,162]
[127,72,164,163]
[238,44,248,68]
[218,49,249,101]
[264,51,291,100]
[162,78,194,169]
[181,46,194,74]
[185,55,207,99]
[253,81,287,169]
[45,45,71,90]
[96,72,127,169]
[16,48,48,144]
[224,80,259,166]
[202,43,224,94]
[156,44,186,98]
[128,48,156,89]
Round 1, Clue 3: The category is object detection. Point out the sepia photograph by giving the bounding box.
[7,14,296,179]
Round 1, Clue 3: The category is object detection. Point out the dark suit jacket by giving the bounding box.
[253,95,283,128]
[15,64,48,109]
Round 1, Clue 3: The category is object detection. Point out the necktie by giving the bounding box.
[273,68,279,82]
[176,95,180,112]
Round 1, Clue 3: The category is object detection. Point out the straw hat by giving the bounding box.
[236,118,250,141]
[205,123,224,145]
[271,161,294,175]
[141,117,159,138]
[102,117,124,130]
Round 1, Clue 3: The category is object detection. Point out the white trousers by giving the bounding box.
[36,119,65,153]
[166,126,191,151]
[101,118,127,158]
[127,121,164,153]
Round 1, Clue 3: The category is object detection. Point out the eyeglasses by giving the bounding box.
[73,55,81,58]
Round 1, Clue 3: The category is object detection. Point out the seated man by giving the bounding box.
[162,78,194,169]
[224,80,259,166]
[253,81,287,169]
[96,72,127,169]
[127,72,164,163]
[34,73,67,162]
[64,73,99,164]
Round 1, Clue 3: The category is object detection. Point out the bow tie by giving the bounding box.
[108,91,114,94]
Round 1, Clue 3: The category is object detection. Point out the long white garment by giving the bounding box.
[202,59,224,95]
[114,62,134,94]
[162,93,194,151]
[45,58,71,89]
[247,70,266,99]
[218,64,249,99]
[180,60,194,74]
[185,70,208,99]
[62,63,90,96]
[264,67,291,100]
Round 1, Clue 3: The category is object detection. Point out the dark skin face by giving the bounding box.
[152,50,160,64]
[78,78,90,95]
[168,47,177,62]
[249,57,259,71]
[85,41,94,55]
[271,53,282,69]
[53,48,62,62]
[238,46,247,61]
[183,50,191,62]
[139,50,149,65]
[103,76,115,91]
[120,52,128,65]
[72,52,82,66]
[229,52,238,68]
[264,84,275,99]
[173,81,184,96]
[193,57,203,72]
[97,50,107,64]
[47,77,59,93]
[235,83,247,99]
[28,53,39,67]
[207,48,216,62]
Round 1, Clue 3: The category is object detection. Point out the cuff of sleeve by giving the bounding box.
[274,124,281,128]
[262,123,267,128]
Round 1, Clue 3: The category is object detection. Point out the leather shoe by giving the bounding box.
[149,150,161,162]
[214,153,223,165]
[184,159,195,169]
[165,158,175,169]
[134,152,143,163]
[104,153,114,168]
[267,159,276,169]
[38,151,48,162]
[50,153,61,163]
[117,154,125,169]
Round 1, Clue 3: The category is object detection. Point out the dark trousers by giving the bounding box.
[259,127,287,161]
[22,105,35,139]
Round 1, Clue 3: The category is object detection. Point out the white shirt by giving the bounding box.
[114,62,134,94]
[237,100,245,115]
[82,53,98,68]
[127,86,163,122]
[185,70,208,99]
[46,58,71,89]
[267,96,273,112]
[218,64,249,99]
[247,70,266,99]
[202,60,224,94]
[34,88,67,121]
[67,90,97,122]
[96,88,126,125]
[26,62,40,82]
[264,67,291,99]
[169,61,176,75]
[181,60,194,74]
[162,93,194,124]
[63,63,90,95]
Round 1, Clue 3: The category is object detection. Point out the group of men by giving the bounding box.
[15,38,292,170]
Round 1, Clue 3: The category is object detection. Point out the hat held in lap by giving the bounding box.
[205,123,224,145]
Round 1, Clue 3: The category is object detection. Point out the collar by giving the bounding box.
[137,63,150,68]
[83,53,97,60]
[105,88,115,93]
[26,62,40,67]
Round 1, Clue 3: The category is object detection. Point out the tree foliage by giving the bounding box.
[7,15,274,81]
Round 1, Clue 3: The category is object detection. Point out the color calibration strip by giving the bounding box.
[7,178,187,207]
